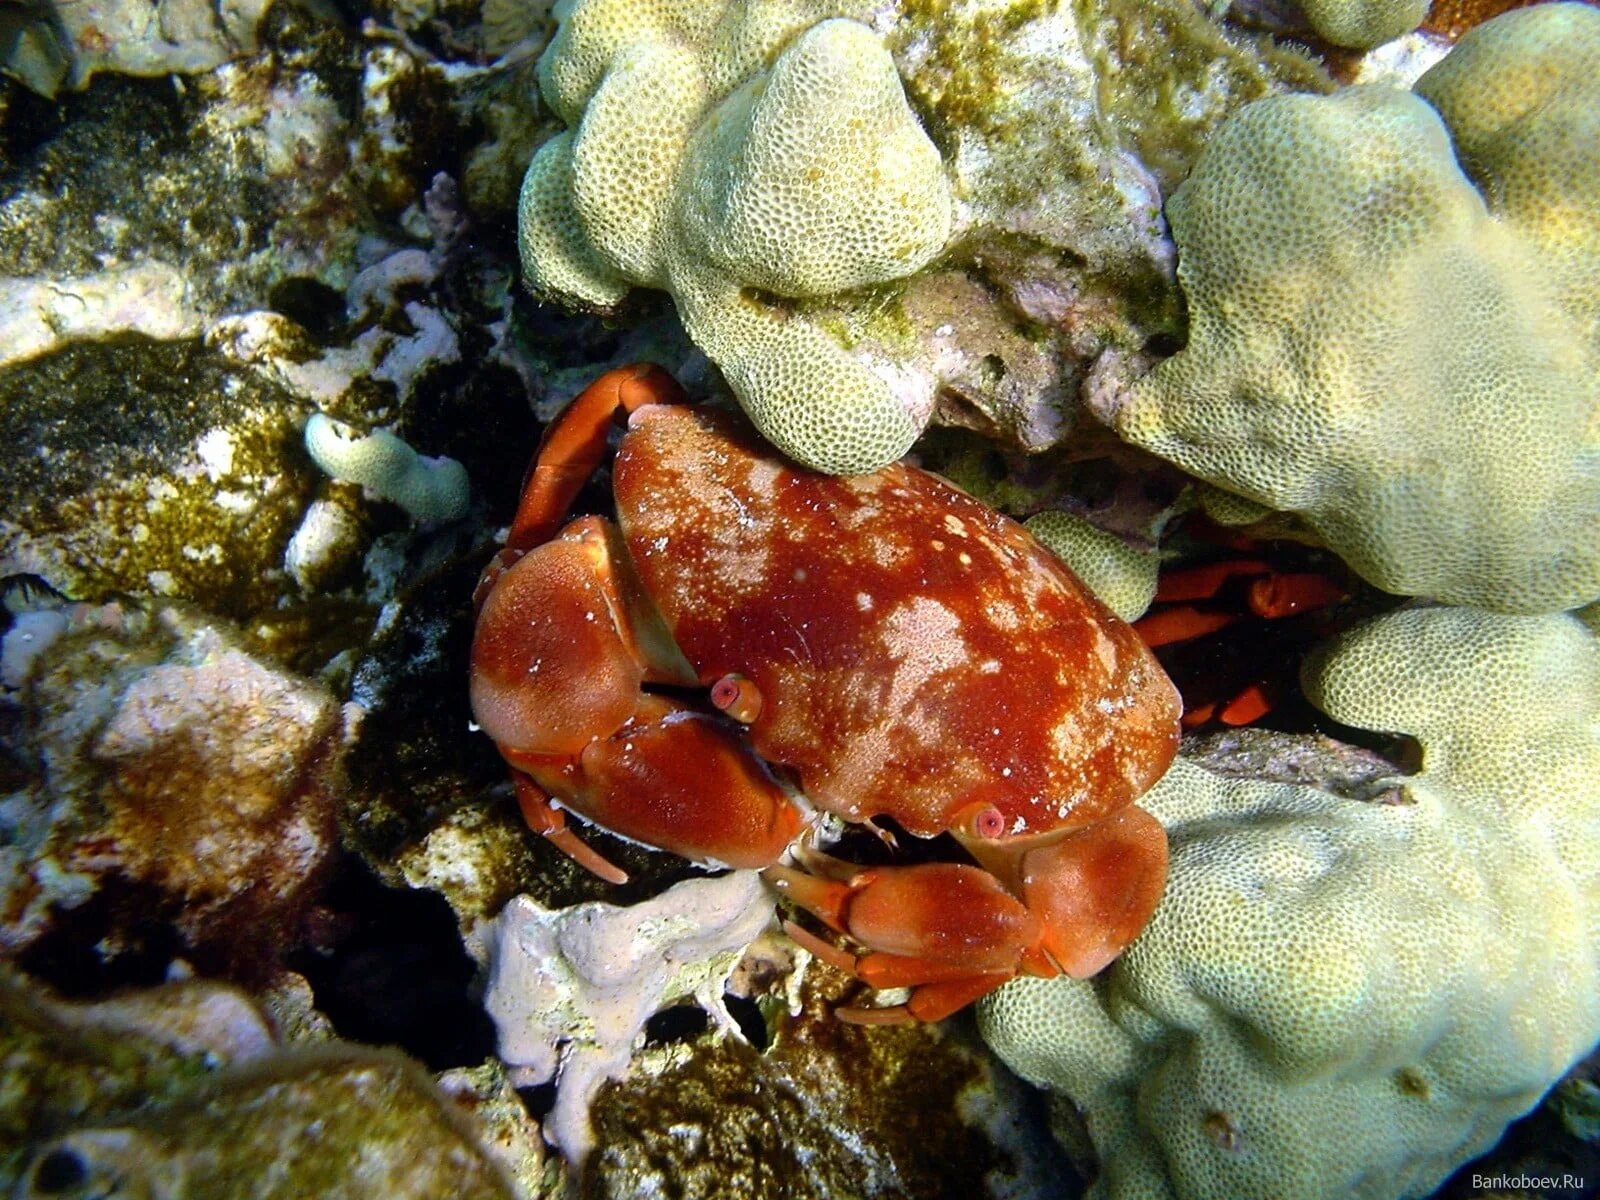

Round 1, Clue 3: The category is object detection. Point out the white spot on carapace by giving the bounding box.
[942,513,967,536]
[931,539,945,552]
[958,552,972,566]
[855,593,873,612]
[1002,766,1012,777]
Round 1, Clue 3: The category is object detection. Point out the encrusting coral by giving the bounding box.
[482,870,774,1169]
[520,1,952,473]
[1108,2,1600,614]
[978,605,1600,1200]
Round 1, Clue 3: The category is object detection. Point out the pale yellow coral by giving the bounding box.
[979,606,1600,1200]
[517,0,953,473]
[1299,0,1427,49]
[1115,4,1600,613]
[1024,511,1158,622]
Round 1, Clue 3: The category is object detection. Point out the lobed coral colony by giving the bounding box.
[3,0,1598,1198]
[514,1,1600,1197]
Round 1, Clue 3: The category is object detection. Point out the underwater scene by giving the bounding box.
[2,0,1598,1196]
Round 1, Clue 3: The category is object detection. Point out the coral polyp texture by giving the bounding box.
[519,1,951,473]
[1298,0,1429,47]
[1111,2,1600,613]
[518,0,1330,474]
[978,605,1600,1200]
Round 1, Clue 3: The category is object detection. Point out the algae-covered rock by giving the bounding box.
[1,599,345,970]
[14,1048,518,1200]
[519,0,1326,472]
[0,968,275,1186]
[0,0,272,98]
[1,967,518,1198]
[0,337,319,619]
[1111,3,1600,612]
[978,606,1600,1200]
[584,961,1061,1200]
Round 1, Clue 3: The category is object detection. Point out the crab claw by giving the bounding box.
[766,804,1169,1022]
[767,860,1045,1023]
[1009,805,1168,979]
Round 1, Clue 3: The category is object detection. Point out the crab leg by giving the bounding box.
[511,772,629,884]
[506,364,687,553]
[778,919,1017,1024]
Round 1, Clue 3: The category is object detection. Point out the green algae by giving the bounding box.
[0,336,316,621]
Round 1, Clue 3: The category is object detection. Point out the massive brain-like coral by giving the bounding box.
[979,605,1600,1200]
[520,2,952,473]
[1108,2,1600,613]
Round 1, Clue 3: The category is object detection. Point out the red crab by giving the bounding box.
[470,365,1182,1021]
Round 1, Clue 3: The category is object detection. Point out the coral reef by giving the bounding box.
[520,4,952,472]
[519,0,1326,473]
[305,413,470,525]
[1298,0,1429,47]
[1,599,346,971]
[1107,3,1600,613]
[1024,511,1160,623]
[979,606,1600,1200]
[3,967,518,1199]
[483,871,774,1166]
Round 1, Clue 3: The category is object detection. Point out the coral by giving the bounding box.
[482,870,773,1166]
[2,968,517,1197]
[305,413,470,525]
[1,0,272,97]
[1,600,345,969]
[521,5,951,472]
[1110,3,1600,613]
[1298,0,1428,47]
[1024,511,1159,622]
[520,0,1325,472]
[978,606,1600,1200]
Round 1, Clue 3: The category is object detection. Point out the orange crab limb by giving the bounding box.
[1154,559,1271,603]
[767,860,1059,1020]
[506,363,687,554]
[1134,606,1240,648]
[1219,682,1274,726]
[1247,572,1345,619]
[837,974,1017,1025]
[1009,805,1169,979]
[512,773,629,884]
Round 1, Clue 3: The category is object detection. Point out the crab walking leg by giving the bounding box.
[780,919,1019,1023]
[507,364,687,552]
[766,861,1055,1021]
[511,772,629,884]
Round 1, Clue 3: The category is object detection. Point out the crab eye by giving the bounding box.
[972,806,1006,839]
[710,673,763,724]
